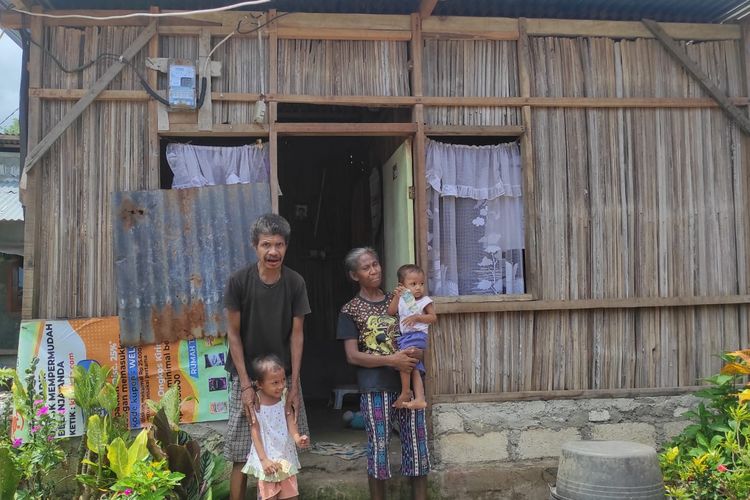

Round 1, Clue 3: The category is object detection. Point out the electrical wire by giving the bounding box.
[21,9,289,109]
[12,0,271,20]
[0,107,19,128]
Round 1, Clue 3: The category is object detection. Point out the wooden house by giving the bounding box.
[3,0,750,467]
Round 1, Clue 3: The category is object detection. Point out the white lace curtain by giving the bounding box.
[166,143,270,189]
[426,139,525,296]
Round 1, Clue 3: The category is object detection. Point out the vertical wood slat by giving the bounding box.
[147,8,160,185]
[269,10,279,214]
[21,7,44,319]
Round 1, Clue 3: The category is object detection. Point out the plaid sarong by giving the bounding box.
[224,375,310,463]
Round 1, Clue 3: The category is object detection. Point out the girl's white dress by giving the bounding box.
[242,399,301,482]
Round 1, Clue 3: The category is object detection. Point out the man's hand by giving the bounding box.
[241,386,258,425]
[294,433,310,448]
[261,457,279,476]
[404,346,424,361]
[390,350,419,372]
[285,382,300,422]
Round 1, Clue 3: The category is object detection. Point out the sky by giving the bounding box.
[0,32,22,131]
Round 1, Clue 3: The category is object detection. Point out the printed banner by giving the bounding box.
[14,317,229,438]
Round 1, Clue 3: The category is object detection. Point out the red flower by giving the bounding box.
[717,464,729,473]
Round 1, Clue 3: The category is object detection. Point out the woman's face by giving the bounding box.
[351,252,382,289]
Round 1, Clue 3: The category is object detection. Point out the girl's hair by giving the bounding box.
[343,247,379,280]
[397,264,424,283]
[251,354,285,381]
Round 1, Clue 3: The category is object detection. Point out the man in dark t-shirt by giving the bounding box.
[223,213,311,500]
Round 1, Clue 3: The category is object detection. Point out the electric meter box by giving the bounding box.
[167,59,197,110]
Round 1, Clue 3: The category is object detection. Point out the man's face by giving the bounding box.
[254,233,287,270]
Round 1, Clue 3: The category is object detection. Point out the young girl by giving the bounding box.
[387,264,437,410]
[243,355,309,500]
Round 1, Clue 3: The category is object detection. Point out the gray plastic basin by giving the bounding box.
[550,440,665,500]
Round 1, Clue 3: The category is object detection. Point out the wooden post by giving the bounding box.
[197,29,213,131]
[21,6,43,319]
[268,10,279,213]
[517,18,539,298]
[148,7,160,184]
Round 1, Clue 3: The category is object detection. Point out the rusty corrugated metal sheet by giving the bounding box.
[113,183,271,346]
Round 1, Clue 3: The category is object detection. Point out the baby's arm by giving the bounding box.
[419,302,437,324]
[387,286,405,316]
[287,408,309,448]
[250,420,279,475]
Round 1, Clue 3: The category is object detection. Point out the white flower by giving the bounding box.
[472,217,485,227]
[485,245,501,254]
[479,257,493,266]
[480,207,488,216]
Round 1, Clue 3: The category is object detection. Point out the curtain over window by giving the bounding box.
[426,139,525,296]
[166,143,270,189]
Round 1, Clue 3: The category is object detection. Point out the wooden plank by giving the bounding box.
[527,18,740,41]
[21,21,157,179]
[422,16,519,38]
[29,88,750,109]
[419,0,439,18]
[277,27,411,41]
[518,18,539,299]
[425,125,525,136]
[643,19,750,135]
[197,29,213,131]
[431,386,701,404]
[274,122,417,136]
[274,12,412,31]
[433,295,750,314]
[147,7,160,187]
[269,10,279,214]
[163,123,269,136]
[20,7,43,320]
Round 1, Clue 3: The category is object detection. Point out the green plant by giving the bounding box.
[661,350,750,499]
[146,386,226,500]
[109,459,184,499]
[0,360,67,500]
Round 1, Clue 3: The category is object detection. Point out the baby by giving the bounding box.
[387,264,437,409]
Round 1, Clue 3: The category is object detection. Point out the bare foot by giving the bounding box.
[393,392,411,408]
[404,399,427,410]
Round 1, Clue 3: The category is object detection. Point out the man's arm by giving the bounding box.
[343,339,418,372]
[227,308,257,424]
[286,316,304,419]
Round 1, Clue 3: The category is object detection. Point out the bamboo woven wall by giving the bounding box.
[277,39,410,95]
[34,26,157,318]
[431,305,749,394]
[431,36,750,396]
[210,36,268,125]
[422,39,521,126]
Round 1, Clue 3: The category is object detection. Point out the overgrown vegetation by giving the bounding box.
[661,350,750,499]
[1,359,229,499]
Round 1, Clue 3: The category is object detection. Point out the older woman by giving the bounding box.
[336,247,431,500]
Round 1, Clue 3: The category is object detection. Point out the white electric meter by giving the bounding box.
[167,59,197,110]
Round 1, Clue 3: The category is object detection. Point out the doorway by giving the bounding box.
[277,135,415,441]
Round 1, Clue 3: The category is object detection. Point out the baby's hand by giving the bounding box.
[261,458,279,475]
[393,285,406,297]
[402,315,419,328]
[295,434,310,448]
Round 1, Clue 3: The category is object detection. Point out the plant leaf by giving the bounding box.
[97,384,118,414]
[86,414,104,454]
[0,447,21,499]
[127,429,150,466]
[107,437,130,480]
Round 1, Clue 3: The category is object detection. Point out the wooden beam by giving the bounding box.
[425,125,525,136]
[276,27,411,41]
[528,18,740,40]
[431,386,701,404]
[274,122,417,136]
[433,294,750,314]
[197,29,213,131]
[269,10,279,214]
[148,7,160,191]
[517,17,539,299]
[643,18,750,135]
[28,88,750,109]
[21,21,157,182]
[419,0,439,19]
[21,6,43,320]
[160,123,269,136]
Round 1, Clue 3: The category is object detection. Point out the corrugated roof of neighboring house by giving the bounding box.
[6,0,750,23]
[0,135,20,151]
[0,180,23,222]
